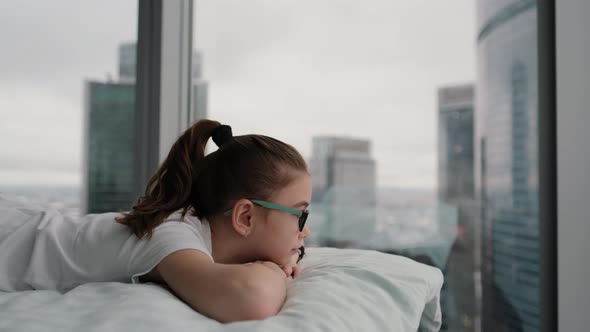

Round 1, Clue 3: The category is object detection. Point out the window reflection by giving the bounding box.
[477,1,539,331]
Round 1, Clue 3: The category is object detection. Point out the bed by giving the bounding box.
[0,246,442,332]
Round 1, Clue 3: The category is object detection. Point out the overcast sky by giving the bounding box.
[0,0,476,189]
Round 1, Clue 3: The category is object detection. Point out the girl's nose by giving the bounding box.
[300,225,311,238]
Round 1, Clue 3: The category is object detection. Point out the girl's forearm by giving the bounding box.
[229,262,288,320]
[156,250,287,323]
[206,262,287,322]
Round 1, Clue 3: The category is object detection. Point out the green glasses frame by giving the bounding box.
[223,199,309,232]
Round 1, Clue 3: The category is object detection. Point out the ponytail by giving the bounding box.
[116,119,221,239]
[118,118,308,240]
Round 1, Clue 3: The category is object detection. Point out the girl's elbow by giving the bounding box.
[236,280,285,321]
[237,300,279,321]
[202,295,277,323]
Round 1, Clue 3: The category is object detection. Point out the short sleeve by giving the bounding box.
[127,221,213,283]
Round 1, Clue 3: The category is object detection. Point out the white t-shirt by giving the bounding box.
[0,194,213,293]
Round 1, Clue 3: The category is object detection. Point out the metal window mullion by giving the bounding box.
[134,0,193,198]
[158,0,193,163]
[135,0,163,197]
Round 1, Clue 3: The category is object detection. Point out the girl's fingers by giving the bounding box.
[293,265,301,278]
[282,265,293,277]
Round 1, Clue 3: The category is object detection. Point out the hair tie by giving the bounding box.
[212,124,233,147]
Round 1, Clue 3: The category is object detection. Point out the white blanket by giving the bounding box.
[0,247,442,332]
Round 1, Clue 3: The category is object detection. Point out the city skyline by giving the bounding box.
[0,2,576,331]
[0,0,476,189]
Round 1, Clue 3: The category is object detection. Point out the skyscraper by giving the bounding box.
[118,42,136,82]
[83,42,208,214]
[83,80,135,214]
[437,83,478,331]
[310,136,377,245]
[438,84,475,203]
[190,51,208,123]
[476,1,539,331]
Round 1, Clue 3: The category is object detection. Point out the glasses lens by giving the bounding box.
[299,211,309,231]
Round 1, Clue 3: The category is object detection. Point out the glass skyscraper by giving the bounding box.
[438,84,475,203]
[309,137,377,245]
[437,83,477,331]
[476,1,539,331]
[83,42,208,214]
[83,81,136,213]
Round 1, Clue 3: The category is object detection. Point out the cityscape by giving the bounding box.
[0,1,540,332]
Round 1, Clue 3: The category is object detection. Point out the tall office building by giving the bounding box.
[438,84,475,203]
[118,42,208,120]
[310,136,377,245]
[83,81,135,214]
[118,42,136,82]
[83,42,208,213]
[190,51,208,123]
[476,1,539,331]
[437,83,478,331]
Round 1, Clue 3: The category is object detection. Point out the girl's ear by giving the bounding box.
[230,199,255,237]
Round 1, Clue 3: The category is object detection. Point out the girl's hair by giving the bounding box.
[116,119,308,239]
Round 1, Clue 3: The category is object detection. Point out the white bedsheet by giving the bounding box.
[0,247,442,332]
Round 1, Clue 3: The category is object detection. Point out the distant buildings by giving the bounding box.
[476,1,540,331]
[190,51,208,122]
[309,136,377,244]
[438,84,475,203]
[437,83,478,331]
[83,79,135,214]
[82,42,208,213]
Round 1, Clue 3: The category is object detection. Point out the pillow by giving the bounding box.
[0,247,442,332]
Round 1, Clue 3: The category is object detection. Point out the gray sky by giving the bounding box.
[0,0,476,189]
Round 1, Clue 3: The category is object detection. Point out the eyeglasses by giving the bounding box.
[223,199,309,232]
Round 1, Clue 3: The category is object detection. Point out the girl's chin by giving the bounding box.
[274,251,299,265]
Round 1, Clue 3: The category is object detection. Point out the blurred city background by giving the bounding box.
[0,1,541,331]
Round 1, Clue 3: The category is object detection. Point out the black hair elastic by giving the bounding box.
[297,245,305,263]
[211,125,233,147]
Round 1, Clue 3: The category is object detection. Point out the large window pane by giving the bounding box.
[477,1,539,331]
[194,0,541,331]
[0,1,137,216]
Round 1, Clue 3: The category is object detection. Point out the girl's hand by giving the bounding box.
[279,253,301,280]
[251,260,286,278]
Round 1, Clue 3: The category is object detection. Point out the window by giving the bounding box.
[0,1,138,216]
[194,1,541,330]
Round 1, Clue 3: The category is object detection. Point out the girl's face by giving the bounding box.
[250,172,312,266]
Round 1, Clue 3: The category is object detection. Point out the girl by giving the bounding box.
[0,119,312,323]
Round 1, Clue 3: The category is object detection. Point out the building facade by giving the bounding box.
[437,83,478,331]
[83,42,208,213]
[476,1,539,331]
[310,136,377,245]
